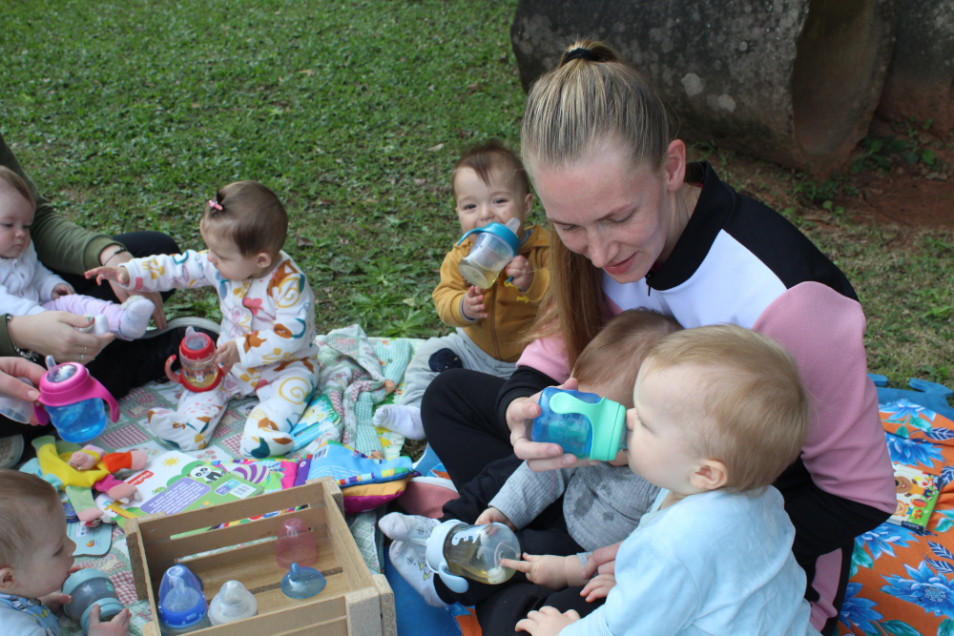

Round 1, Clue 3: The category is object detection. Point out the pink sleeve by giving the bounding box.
[516,334,572,383]
[754,281,895,513]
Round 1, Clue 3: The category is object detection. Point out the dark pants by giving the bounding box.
[421,372,598,629]
[1,231,184,444]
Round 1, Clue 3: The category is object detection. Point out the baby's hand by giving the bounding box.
[516,606,580,635]
[84,266,130,287]
[38,591,71,613]
[214,340,240,372]
[87,605,131,636]
[581,572,616,602]
[51,283,74,299]
[502,553,568,590]
[475,506,515,529]
[461,286,487,321]
[505,255,533,292]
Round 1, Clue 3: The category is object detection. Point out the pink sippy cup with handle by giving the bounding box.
[165,326,225,393]
[34,356,120,444]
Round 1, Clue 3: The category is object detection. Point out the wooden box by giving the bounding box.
[126,477,395,635]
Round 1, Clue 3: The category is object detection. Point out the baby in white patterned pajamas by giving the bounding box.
[87,181,318,458]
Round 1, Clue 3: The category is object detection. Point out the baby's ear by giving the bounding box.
[689,459,728,492]
[255,251,273,270]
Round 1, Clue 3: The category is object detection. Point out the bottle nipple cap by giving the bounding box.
[281,562,326,599]
[208,580,257,625]
[158,564,208,629]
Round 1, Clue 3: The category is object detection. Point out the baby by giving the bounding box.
[87,181,318,457]
[380,309,679,624]
[373,140,549,439]
[514,325,818,635]
[0,166,154,340]
[0,469,130,635]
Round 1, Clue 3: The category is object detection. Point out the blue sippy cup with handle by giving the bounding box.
[457,218,522,289]
[33,356,120,444]
[531,387,627,461]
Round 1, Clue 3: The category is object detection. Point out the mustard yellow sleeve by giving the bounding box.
[432,246,474,328]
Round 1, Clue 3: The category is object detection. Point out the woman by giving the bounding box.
[421,40,895,634]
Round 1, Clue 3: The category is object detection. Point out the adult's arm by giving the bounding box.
[754,282,895,556]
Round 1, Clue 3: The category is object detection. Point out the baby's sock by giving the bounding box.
[116,296,155,340]
[372,404,425,440]
[389,540,445,607]
[378,511,440,543]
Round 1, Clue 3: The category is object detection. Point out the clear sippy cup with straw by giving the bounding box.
[33,356,120,444]
[530,387,628,462]
[457,218,521,289]
[164,326,224,392]
[424,520,521,593]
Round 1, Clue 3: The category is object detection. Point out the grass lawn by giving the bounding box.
[2,0,952,391]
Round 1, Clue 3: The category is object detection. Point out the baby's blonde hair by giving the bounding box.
[641,325,812,493]
[0,469,61,568]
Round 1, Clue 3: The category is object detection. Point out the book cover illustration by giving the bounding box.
[890,462,940,531]
[94,450,262,527]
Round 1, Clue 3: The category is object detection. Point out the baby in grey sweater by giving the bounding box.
[380,309,681,607]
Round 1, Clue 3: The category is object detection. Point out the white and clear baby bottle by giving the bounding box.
[425,520,521,593]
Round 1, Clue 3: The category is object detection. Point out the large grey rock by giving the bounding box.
[877,0,954,133]
[511,0,895,174]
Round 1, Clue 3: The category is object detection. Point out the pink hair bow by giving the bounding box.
[208,199,223,211]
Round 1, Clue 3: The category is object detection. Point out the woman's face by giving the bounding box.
[530,139,685,284]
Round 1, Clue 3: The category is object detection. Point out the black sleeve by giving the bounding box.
[777,459,891,568]
[495,365,559,426]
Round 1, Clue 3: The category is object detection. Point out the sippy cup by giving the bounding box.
[425,520,520,593]
[208,580,257,625]
[457,218,521,289]
[157,564,211,634]
[165,326,224,392]
[275,517,318,569]
[62,568,124,635]
[34,356,120,444]
[531,387,627,462]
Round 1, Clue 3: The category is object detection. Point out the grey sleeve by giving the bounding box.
[489,462,574,530]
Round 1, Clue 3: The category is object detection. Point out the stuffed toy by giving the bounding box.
[32,436,147,525]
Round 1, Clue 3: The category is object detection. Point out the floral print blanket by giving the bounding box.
[838,379,954,635]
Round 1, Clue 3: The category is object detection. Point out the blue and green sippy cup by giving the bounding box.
[531,387,627,461]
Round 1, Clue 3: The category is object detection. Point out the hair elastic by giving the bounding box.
[562,47,601,64]
[208,199,223,211]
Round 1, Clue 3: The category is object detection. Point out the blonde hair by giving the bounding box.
[0,166,36,211]
[642,325,812,493]
[522,40,675,367]
[0,470,61,568]
[203,180,288,257]
[572,309,681,407]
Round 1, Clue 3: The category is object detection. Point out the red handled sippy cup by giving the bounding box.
[165,326,224,392]
[34,357,120,444]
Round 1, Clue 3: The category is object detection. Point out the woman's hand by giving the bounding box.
[0,357,44,402]
[508,378,587,471]
[7,313,114,364]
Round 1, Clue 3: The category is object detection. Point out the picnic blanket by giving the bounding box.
[47,326,417,636]
[837,378,954,635]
